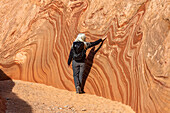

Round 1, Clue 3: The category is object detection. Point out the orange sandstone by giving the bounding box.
[0,0,169,113]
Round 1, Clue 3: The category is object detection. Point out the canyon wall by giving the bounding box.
[0,0,169,113]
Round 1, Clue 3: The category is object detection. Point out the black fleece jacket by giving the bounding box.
[68,39,102,65]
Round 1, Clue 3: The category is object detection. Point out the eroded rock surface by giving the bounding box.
[0,0,169,113]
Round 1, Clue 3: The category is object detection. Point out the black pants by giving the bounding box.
[72,60,86,91]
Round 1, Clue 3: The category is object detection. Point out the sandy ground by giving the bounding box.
[0,80,135,113]
[0,96,6,113]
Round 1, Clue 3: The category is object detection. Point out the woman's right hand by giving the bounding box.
[102,36,107,41]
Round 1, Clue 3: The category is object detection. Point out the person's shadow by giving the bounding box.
[0,69,32,113]
[81,41,104,93]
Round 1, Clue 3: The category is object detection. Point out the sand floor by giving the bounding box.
[0,80,135,113]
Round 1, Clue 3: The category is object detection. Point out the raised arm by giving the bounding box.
[86,39,102,49]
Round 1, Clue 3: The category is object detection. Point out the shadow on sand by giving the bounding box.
[81,41,104,92]
[0,69,32,113]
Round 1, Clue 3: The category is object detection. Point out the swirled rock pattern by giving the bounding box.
[0,0,169,113]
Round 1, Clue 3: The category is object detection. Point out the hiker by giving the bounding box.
[68,33,106,94]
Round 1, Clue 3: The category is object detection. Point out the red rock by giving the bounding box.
[0,0,169,113]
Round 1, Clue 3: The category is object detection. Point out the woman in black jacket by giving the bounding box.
[68,33,106,94]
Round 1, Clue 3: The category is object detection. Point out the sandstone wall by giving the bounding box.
[0,0,169,113]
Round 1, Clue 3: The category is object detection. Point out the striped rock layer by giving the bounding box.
[0,0,169,113]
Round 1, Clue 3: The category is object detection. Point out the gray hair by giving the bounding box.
[72,33,88,48]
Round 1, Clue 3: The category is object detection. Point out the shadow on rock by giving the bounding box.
[81,41,104,93]
[0,69,32,113]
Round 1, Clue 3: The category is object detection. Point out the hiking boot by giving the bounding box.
[76,86,82,94]
[81,90,85,93]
